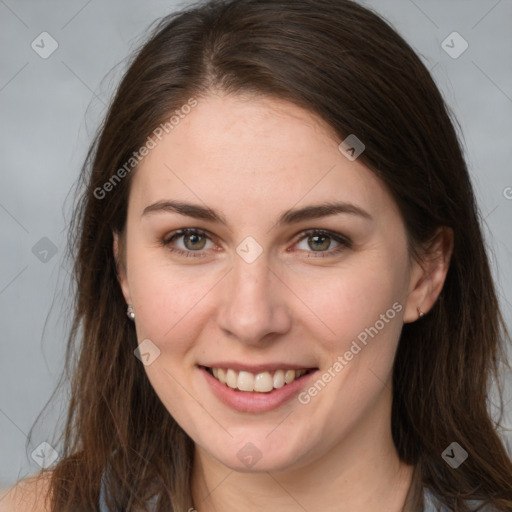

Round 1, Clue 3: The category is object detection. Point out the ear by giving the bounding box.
[113,231,132,305]
[403,227,454,323]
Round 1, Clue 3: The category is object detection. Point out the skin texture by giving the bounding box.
[114,93,453,511]
[0,474,52,512]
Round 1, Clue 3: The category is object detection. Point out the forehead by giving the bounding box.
[129,94,396,223]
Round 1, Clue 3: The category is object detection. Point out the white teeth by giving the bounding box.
[273,370,285,389]
[226,369,238,389]
[254,371,273,392]
[209,367,310,393]
[285,369,295,384]
[217,368,226,384]
[237,371,254,391]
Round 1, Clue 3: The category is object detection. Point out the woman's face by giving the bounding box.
[116,93,424,473]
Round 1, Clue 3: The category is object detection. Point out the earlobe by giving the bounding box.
[403,227,454,323]
[113,231,132,304]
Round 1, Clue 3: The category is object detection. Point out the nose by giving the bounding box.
[216,254,292,346]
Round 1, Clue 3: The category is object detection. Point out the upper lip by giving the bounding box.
[200,362,317,373]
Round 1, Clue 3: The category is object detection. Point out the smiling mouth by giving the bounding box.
[201,366,316,393]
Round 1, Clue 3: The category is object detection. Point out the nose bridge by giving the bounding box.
[217,250,291,344]
[233,253,271,304]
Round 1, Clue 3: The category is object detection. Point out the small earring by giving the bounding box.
[417,307,425,319]
[126,304,135,320]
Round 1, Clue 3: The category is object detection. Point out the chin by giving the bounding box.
[198,430,312,473]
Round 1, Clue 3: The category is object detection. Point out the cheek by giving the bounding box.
[131,265,211,346]
[124,234,204,345]
[289,254,407,356]
[128,260,211,426]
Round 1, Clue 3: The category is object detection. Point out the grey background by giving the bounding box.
[1,0,511,487]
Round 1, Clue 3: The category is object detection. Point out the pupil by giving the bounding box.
[310,235,329,251]
[185,233,205,250]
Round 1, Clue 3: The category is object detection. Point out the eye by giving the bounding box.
[294,229,351,257]
[162,228,215,258]
[161,228,351,259]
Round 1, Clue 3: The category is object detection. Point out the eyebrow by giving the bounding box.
[141,200,372,226]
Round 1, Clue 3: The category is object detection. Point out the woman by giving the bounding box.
[2,0,511,510]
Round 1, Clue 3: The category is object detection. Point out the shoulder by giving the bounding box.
[0,473,53,512]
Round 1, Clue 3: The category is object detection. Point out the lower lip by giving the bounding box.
[200,366,317,413]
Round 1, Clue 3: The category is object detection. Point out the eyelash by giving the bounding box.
[161,228,352,259]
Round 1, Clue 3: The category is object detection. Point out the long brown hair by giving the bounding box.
[29,0,512,510]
